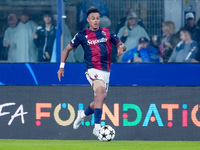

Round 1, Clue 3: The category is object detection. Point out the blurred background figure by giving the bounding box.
[194,18,200,44]
[116,7,134,34]
[180,12,196,40]
[3,14,18,62]
[15,10,38,62]
[99,15,111,28]
[34,11,56,62]
[116,7,146,34]
[117,12,149,62]
[50,15,76,63]
[122,37,160,63]
[77,0,109,31]
[192,18,200,63]
[169,27,198,63]
[151,21,180,62]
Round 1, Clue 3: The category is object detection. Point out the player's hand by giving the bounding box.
[117,46,123,56]
[117,43,126,56]
[57,68,65,81]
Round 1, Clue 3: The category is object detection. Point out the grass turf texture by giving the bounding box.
[0,140,200,150]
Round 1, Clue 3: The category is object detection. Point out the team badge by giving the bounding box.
[102,31,106,36]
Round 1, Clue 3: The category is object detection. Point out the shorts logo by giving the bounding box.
[94,74,98,79]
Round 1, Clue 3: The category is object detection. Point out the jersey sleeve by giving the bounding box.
[70,32,82,48]
[109,28,121,45]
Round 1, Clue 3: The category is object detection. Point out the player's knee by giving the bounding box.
[95,86,107,100]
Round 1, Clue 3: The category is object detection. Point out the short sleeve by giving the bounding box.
[109,29,121,45]
[70,32,82,48]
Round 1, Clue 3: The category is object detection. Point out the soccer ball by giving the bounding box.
[98,125,115,142]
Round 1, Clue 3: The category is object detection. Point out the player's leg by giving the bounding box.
[73,102,94,129]
[73,71,95,129]
[92,80,107,137]
[73,69,109,131]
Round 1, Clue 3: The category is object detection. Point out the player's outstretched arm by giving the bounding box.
[116,42,126,56]
[57,44,74,81]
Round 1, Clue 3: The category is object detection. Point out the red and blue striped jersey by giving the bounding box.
[70,27,120,71]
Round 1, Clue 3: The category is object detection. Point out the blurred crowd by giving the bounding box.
[116,9,200,63]
[1,0,200,63]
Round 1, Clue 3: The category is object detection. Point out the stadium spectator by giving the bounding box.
[122,37,160,63]
[34,11,56,62]
[51,15,76,63]
[116,7,146,34]
[192,18,200,62]
[151,21,180,62]
[117,12,149,62]
[3,14,18,62]
[77,0,109,31]
[15,10,38,62]
[0,37,7,60]
[99,15,111,28]
[192,44,200,63]
[168,27,198,63]
[194,18,200,44]
[116,7,134,34]
[179,12,196,40]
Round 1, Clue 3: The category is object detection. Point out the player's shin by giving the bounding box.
[93,108,102,136]
[84,105,94,116]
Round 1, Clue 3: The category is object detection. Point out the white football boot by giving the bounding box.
[73,110,84,129]
[93,127,101,137]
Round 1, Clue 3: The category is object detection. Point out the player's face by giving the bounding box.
[87,13,100,31]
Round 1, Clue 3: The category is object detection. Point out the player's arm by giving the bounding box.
[116,41,126,56]
[57,44,74,81]
[109,28,126,56]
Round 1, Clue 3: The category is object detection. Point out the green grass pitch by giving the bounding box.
[0,139,200,150]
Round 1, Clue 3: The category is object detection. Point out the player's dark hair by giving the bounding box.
[87,7,100,17]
